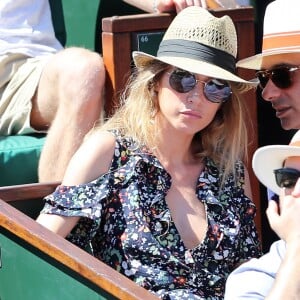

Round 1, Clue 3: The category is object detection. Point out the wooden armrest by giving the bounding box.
[0,181,60,202]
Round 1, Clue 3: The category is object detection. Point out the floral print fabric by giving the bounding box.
[41,132,261,300]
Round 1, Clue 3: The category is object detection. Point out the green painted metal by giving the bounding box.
[0,228,115,300]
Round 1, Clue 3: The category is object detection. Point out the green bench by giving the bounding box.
[0,134,46,186]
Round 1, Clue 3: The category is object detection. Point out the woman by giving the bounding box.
[37,7,261,299]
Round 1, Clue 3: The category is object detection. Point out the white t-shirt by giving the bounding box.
[0,0,63,57]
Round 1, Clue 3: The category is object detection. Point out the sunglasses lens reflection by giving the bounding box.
[271,68,292,89]
[274,168,300,189]
[204,79,232,103]
[169,70,196,93]
[168,69,231,103]
[257,67,296,89]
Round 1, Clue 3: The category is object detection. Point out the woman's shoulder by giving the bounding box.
[62,130,142,185]
[82,129,137,155]
[62,130,118,185]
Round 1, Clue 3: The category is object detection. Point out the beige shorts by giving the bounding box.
[0,53,50,135]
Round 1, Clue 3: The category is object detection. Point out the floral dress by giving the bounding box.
[41,132,262,300]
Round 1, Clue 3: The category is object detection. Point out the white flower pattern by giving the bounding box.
[41,131,262,300]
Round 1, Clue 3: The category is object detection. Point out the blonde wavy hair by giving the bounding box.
[95,60,250,185]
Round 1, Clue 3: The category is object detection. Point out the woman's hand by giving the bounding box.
[156,0,208,12]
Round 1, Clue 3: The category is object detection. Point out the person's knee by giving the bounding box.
[54,47,105,108]
[59,47,105,84]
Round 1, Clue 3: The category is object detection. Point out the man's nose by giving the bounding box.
[261,79,282,102]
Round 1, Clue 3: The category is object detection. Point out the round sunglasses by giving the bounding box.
[167,69,232,103]
[274,167,300,189]
[256,65,300,89]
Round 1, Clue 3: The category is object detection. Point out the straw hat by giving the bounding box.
[252,130,300,195]
[132,6,257,91]
[237,0,300,70]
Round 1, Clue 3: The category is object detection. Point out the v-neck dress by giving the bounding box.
[41,132,261,300]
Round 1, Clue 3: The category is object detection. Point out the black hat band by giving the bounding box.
[157,39,236,73]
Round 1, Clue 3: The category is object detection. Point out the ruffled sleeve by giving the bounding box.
[232,161,262,263]
[40,133,133,220]
[41,175,112,220]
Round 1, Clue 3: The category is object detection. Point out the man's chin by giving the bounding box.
[280,119,300,130]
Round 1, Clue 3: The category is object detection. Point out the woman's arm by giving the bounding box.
[36,130,116,237]
[36,214,80,238]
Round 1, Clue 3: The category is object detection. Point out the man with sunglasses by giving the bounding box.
[237,0,300,131]
[224,0,300,297]
[225,130,300,299]
[239,0,299,249]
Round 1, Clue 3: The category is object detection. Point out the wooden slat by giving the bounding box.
[102,8,254,33]
[0,181,60,202]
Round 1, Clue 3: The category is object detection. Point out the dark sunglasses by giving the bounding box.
[256,66,300,89]
[274,167,300,189]
[167,69,232,103]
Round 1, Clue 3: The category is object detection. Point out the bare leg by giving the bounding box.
[30,47,105,182]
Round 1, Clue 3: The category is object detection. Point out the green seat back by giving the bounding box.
[0,227,116,300]
[0,135,46,186]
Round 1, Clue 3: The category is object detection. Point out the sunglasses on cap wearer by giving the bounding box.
[256,65,300,89]
[167,68,232,103]
[274,167,300,189]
